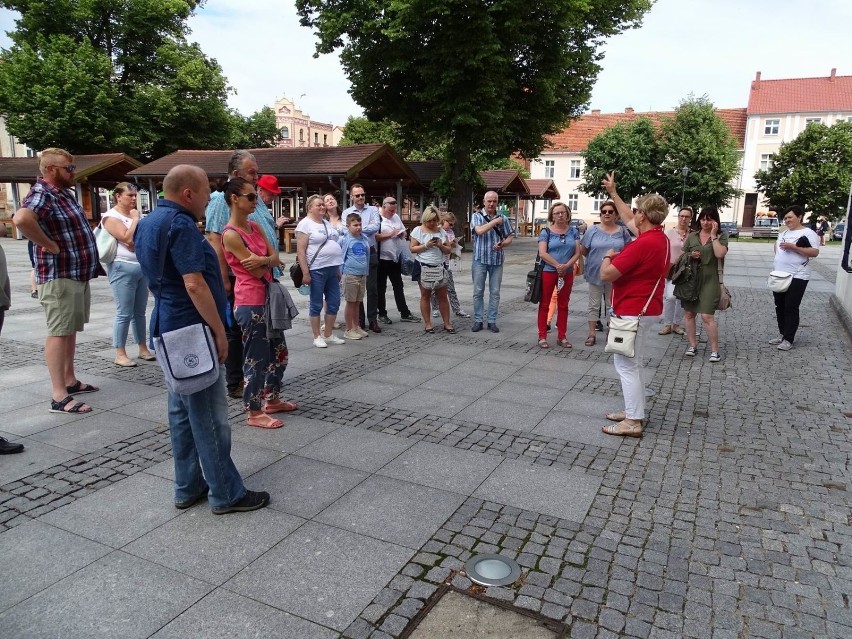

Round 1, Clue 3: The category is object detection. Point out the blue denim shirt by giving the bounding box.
[135,200,228,336]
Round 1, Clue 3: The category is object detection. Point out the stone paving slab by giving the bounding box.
[0,550,212,639]
[225,521,413,632]
[28,411,160,455]
[0,435,80,485]
[297,425,415,472]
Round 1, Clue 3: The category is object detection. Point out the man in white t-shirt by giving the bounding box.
[341,183,382,331]
[375,197,419,323]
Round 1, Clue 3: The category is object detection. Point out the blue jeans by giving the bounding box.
[167,369,246,509]
[471,260,503,324]
[107,260,149,348]
[308,265,341,316]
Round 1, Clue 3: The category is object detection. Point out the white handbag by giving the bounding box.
[767,270,793,293]
[605,255,666,358]
[94,222,117,264]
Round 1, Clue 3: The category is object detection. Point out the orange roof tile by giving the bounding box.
[747,70,852,114]
[545,108,747,152]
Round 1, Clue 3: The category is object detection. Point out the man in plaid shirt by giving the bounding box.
[470,191,514,333]
[13,148,104,414]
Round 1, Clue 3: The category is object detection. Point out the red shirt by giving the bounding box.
[610,226,669,316]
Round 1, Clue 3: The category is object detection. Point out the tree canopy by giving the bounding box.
[297,0,652,211]
[754,121,852,221]
[0,0,236,159]
[580,96,742,210]
[229,106,281,150]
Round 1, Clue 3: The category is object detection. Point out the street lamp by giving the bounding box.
[680,167,690,209]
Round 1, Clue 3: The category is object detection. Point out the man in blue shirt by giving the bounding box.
[471,191,514,332]
[135,164,269,515]
[341,183,382,332]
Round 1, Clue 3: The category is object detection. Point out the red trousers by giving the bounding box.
[537,271,573,339]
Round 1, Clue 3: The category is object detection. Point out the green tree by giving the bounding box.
[579,117,660,203]
[297,0,652,213]
[0,0,234,160]
[656,96,742,210]
[339,116,404,149]
[229,106,281,150]
[755,121,852,221]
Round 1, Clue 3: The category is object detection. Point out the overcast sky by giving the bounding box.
[2,0,851,126]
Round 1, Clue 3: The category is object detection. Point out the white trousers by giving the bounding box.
[612,316,656,420]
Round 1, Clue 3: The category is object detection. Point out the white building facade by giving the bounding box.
[273,96,343,149]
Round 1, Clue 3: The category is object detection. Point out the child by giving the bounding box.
[338,213,370,340]
[430,211,470,318]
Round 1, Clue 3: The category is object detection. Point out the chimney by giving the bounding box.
[591,109,601,116]
[830,68,836,82]
[625,107,634,114]
[753,71,761,90]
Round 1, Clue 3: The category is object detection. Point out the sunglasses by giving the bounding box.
[117,183,138,192]
[53,164,76,173]
[353,193,366,198]
[600,209,616,214]
[237,192,258,202]
[559,234,567,244]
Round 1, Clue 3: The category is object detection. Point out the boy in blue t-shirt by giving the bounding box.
[338,213,370,339]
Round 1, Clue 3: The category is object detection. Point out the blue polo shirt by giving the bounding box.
[135,199,228,336]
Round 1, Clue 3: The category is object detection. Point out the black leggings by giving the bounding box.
[773,278,808,343]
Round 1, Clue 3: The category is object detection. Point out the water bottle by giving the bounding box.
[298,284,310,296]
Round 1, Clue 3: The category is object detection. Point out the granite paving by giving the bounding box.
[0,237,849,638]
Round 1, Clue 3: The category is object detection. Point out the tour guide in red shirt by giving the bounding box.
[598,171,670,438]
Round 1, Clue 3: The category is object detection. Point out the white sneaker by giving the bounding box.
[432,310,440,317]
[355,327,369,338]
[325,334,345,345]
[777,340,793,351]
[344,329,363,340]
[313,336,328,348]
[708,351,721,362]
[768,335,784,345]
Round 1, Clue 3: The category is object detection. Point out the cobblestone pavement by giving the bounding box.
[0,237,849,638]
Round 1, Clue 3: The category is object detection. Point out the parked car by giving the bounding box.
[833,222,846,241]
[720,221,739,238]
[752,217,779,239]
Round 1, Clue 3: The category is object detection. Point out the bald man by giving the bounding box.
[135,165,269,515]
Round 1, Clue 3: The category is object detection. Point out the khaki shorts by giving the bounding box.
[39,278,90,336]
[343,274,366,302]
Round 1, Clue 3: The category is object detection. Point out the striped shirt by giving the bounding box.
[23,178,101,284]
[471,211,514,266]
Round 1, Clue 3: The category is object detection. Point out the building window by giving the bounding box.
[569,159,581,179]
[805,117,822,125]
[299,129,304,142]
[544,160,554,178]
[25,147,37,157]
[566,193,579,212]
[280,126,289,139]
[759,154,774,171]
[764,119,780,135]
[593,196,606,212]
[314,132,319,145]
[848,116,852,123]
[323,134,328,145]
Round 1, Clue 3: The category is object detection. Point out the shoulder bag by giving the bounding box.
[767,232,810,292]
[152,211,219,394]
[716,258,732,311]
[525,229,550,304]
[290,221,329,288]
[94,219,118,265]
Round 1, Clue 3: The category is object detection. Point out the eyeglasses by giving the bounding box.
[52,164,76,173]
[237,193,258,202]
[600,209,615,214]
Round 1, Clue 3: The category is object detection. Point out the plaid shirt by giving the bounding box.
[23,178,102,284]
[471,211,514,266]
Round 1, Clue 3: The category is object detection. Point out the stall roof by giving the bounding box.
[522,179,560,200]
[128,144,421,191]
[0,153,142,185]
[479,170,529,195]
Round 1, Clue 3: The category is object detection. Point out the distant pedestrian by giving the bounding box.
[338,212,371,340]
[341,184,381,332]
[430,211,469,319]
[817,216,829,246]
[410,206,455,334]
[13,148,103,415]
[375,197,420,324]
[659,207,692,336]
[471,191,514,332]
[536,202,580,349]
[769,205,820,351]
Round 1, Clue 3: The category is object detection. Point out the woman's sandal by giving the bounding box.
[585,335,596,346]
[605,411,626,421]
[264,400,298,414]
[246,414,284,429]
[49,395,92,414]
[424,327,435,334]
[65,380,99,394]
[138,353,157,361]
[538,339,549,349]
[557,339,572,348]
[444,327,457,334]
[602,419,643,438]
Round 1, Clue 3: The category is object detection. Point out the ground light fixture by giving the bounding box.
[465,553,522,587]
